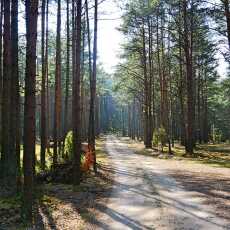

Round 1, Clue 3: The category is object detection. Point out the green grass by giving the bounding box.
[123,137,230,168]
[0,195,22,229]
[172,143,230,168]
[96,138,108,165]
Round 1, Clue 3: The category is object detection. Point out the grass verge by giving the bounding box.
[122,137,230,168]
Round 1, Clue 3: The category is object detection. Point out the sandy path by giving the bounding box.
[94,136,230,230]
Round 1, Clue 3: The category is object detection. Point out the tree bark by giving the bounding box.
[53,0,62,166]
[64,0,70,136]
[0,0,3,174]
[183,0,195,154]
[45,0,50,153]
[142,19,152,148]
[11,0,20,189]
[2,0,16,192]
[23,0,39,221]
[72,0,82,186]
[222,0,230,49]
[40,0,47,170]
[88,0,98,172]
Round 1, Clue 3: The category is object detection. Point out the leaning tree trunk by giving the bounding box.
[23,0,39,221]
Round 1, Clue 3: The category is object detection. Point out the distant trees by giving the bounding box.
[114,0,222,154]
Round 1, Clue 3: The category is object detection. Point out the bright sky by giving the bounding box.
[97,0,123,74]
[98,0,229,77]
[18,0,228,77]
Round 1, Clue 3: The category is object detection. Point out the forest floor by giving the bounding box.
[127,139,230,168]
[0,137,114,230]
[34,137,114,230]
[1,136,230,229]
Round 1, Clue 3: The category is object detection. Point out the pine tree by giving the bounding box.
[23,0,39,221]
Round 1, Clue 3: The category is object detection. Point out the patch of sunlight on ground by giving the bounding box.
[120,137,158,156]
[96,137,108,165]
[119,137,230,168]
[173,143,230,168]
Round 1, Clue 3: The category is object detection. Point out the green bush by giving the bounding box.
[158,127,167,147]
[211,126,222,144]
[152,127,167,151]
[153,129,160,147]
[64,131,73,159]
[64,131,85,163]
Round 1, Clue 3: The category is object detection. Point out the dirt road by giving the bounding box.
[94,136,230,230]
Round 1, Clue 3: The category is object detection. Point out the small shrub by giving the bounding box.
[152,127,167,152]
[63,131,94,172]
[158,127,167,150]
[152,129,160,147]
[211,126,222,144]
[64,131,73,159]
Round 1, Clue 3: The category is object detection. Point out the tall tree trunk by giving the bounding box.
[53,0,62,166]
[72,0,76,127]
[0,0,3,173]
[46,0,50,153]
[95,96,100,136]
[128,104,131,137]
[88,0,98,172]
[23,0,39,221]
[197,68,202,144]
[122,106,126,136]
[160,11,171,153]
[11,0,20,189]
[203,72,209,143]
[64,0,70,136]
[72,0,82,186]
[179,31,186,146]
[40,0,47,170]
[147,16,153,143]
[142,19,152,148]
[222,0,230,49]
[80,16,86,141]
[2,0,15,192]
[183,0,195,154]
[85,0,93,141]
